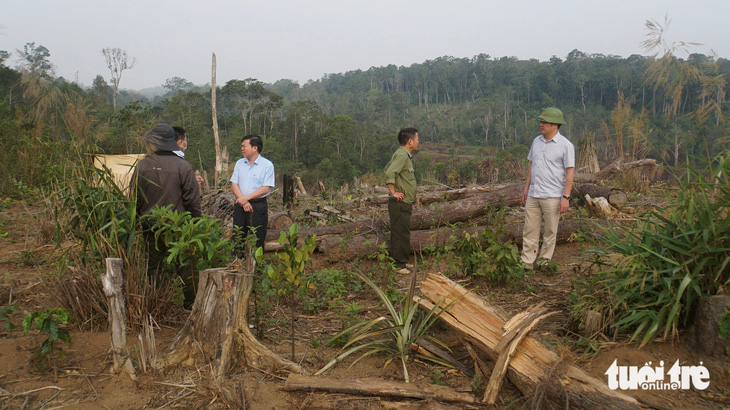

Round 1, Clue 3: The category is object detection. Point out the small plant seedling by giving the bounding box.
[1,305,19,330]
[22,307,72,368]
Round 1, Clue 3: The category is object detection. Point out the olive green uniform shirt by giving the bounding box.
[384,146,416,204]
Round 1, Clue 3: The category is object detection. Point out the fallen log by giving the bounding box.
[416,273,640,408]
[318,219,608,261]
[269,211,293,230]
[157,257,306,380]
[574,154,656,183]
[266,183,524,243]
[342,184,512,208]
[282,374,476,405]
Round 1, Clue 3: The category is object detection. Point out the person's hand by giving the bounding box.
[392,192,405,201]
[242,202,253,212]
[560,197,570,213]
[521,191,528,205]
[196,175,204,183]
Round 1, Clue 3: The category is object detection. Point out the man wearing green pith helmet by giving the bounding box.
[521,107,575,271]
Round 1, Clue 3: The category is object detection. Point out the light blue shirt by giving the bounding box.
[527,132,575,198]
[230,155,275,197]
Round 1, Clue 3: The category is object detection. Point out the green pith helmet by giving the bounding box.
[537,107,566,125]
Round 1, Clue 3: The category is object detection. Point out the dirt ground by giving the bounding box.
[1,199,729,409]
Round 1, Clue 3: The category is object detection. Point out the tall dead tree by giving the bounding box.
[211,52,228,187]
[102,47,136,111]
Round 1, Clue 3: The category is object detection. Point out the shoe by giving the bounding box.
[396,268,411,275]
[405,263,414,269]
[536,258,557,273]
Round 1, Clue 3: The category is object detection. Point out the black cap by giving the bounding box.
[144,124,180,151]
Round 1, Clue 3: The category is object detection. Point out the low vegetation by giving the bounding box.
[574,153,730,346]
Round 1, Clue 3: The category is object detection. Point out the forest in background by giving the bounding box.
[0,27,728,198]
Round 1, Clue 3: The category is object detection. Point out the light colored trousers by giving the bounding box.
[521,196,561,268]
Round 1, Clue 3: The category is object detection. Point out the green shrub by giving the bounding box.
[143,205,234,273]
[300,268,363,313]
[452,229,523,283]
[54,164,139,263]
[256,224,316,360]
[578,152,730,346]
[22,307,72,368]
[0,305,19,330]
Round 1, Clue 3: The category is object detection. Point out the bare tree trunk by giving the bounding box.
[211,53,227,187]
[102,258,136,379]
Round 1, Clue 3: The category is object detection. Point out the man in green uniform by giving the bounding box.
[384,128,419,274]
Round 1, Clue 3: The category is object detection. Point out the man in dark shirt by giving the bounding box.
[132,123,201,307]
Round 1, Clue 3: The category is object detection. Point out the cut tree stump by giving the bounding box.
[282,374,476,405]
[584,194,616,219]
[416,273,641,408]
[157,257,306,380]
[296,176,308,196]
[574,184,627,209]
[686,296,730,357]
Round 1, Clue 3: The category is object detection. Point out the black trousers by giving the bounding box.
[143,226,196,309]
[388,198,412,268]
[233,201,268,258]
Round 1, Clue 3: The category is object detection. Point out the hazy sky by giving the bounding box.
[2,0,728,91]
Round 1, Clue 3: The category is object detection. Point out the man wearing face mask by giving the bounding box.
[133,123,202,308]
[173,126,204,184]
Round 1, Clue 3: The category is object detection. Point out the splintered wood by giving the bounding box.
[483,303,556,404]
[416,273,640,408]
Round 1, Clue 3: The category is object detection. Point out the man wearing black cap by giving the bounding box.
[521,107,575,271]
[133,123,201,307]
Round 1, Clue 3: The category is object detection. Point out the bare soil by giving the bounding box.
[1,200,729,409]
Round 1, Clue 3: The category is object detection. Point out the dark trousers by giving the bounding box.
[388,198,412,268]
[233,201,268,258]
[143,228,167,283]
[143,227,196,309]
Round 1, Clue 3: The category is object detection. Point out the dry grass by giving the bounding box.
[49,243,184,331]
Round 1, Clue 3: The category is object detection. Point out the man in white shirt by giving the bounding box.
[230,134,275,257]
